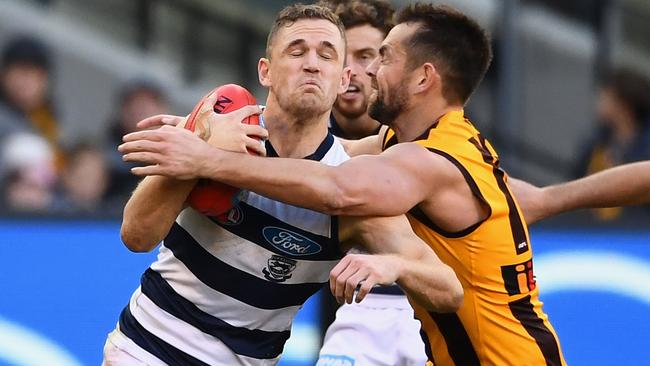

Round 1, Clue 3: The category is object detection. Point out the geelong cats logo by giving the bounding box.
[262,255,298,283]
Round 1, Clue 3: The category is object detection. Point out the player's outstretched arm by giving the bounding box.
[509,161,650,224]
[335,215,463,312]
[123,133,437,216]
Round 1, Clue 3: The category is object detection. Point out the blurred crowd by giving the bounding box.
[0,34,649,219]
[576,68,650,220]
[0,35,169,217]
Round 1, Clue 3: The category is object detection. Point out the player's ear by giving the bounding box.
[338,66,352,94]
[413,62,439,95]
[258,58,271,87]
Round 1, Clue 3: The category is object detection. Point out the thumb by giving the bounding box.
[202,89,219,114]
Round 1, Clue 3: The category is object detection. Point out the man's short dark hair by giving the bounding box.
[318,0,395,37]
[266,4,346,58]
[1,35,51,71]
[396,3,493,105]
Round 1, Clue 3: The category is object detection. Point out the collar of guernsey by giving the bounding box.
[258,106,266,129]
[258,107,267,150]
[383,109,465,150]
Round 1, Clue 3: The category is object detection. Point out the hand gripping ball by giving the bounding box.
[184,84,259,216]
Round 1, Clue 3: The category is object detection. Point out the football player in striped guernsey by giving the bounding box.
[110,4,462,366]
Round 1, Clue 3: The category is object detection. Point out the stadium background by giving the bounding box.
[0,0,649,365]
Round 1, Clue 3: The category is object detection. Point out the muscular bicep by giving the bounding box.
[507,177,546,224]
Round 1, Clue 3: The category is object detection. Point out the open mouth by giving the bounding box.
[341,84,362,99]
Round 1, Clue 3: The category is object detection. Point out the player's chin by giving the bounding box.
[335,102,367,118]
[295,95,327,110]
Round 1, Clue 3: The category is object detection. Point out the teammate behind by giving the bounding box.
[322,0,388,140]
[317,1,427,365]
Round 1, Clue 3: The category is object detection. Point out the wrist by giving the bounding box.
[391,255,407,283]
[200,146,224,180]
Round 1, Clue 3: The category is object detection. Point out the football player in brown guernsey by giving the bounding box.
[122,3,650,366]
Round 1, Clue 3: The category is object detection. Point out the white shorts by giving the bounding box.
[102,327,166,366]
[316,292,428,366]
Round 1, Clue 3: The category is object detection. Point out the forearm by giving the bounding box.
[204,150,340,213]
[207,150,402,216]
[121,176,196,252]
[541,161,650,220]
[395,253,463,312]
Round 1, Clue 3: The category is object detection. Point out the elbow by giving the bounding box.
[444,280,465,312]
[120,221,159,253]
[323,190,353,216]
[430,287,464,313]
[427,270,465,313]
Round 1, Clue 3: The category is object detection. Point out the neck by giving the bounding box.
[263,97,329,158]
[391,96,462,142]
[331,108,380,139]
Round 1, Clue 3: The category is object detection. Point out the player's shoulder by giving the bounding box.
[383,142,466,182]
[383,141,443,162]
[381,142,449,170]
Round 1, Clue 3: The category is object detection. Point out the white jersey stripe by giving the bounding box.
[130,289,280,366]
[151,247,300,332]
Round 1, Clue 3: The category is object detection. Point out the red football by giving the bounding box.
[184,84,259,217]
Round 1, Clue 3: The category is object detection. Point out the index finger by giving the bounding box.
[232,105,263,121]
[329,257,351,298]
[355,275,376,303]
[136,114,183,130]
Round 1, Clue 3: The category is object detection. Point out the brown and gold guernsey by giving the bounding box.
[383,110,566,366]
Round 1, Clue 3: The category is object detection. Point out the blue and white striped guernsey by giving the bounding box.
[116,132,348,366]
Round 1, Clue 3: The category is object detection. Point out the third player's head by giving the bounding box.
[259,4,350,122]
[366,3,492,127]
[320,0,394,136]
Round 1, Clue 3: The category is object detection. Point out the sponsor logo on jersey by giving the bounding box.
[262,255,297,282]
[262,226,322,256]
[501,259,536,296]
[316,354,355,366]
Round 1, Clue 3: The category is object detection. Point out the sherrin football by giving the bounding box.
[184,84,259,216]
